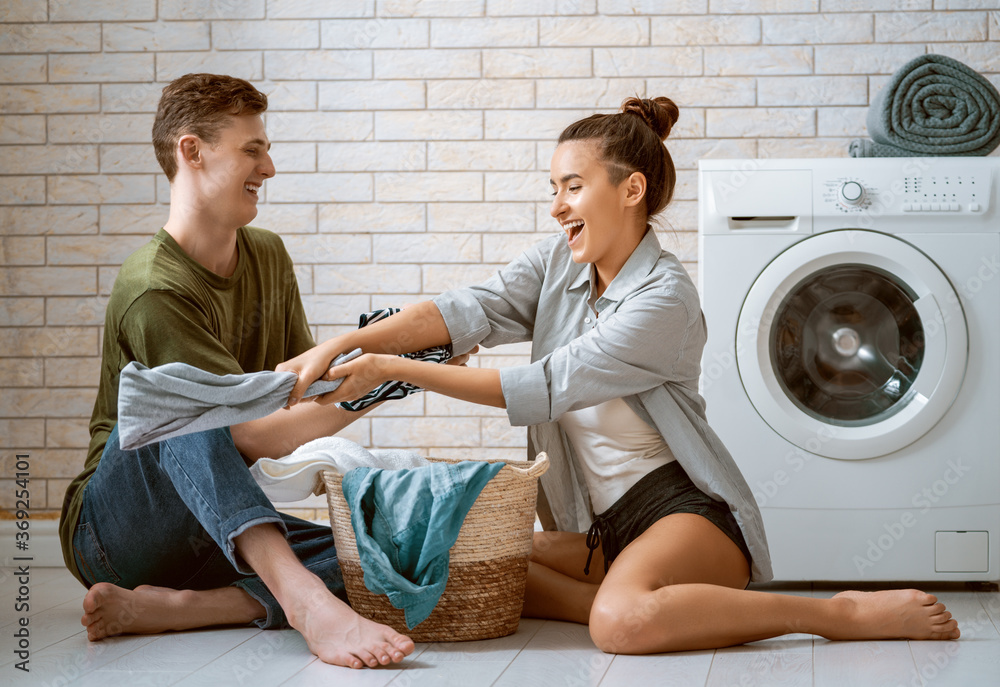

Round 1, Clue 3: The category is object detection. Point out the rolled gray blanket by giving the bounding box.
[850,53,1000,157]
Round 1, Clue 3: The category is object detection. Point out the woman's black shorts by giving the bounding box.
[584,460,752,576]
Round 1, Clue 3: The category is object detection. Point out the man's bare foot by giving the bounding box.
[287,582,415,669]
[81,580,414,669]
[81,583,264,640]
[825,589,961,641]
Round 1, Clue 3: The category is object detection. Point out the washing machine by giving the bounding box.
[698,158,1000,582]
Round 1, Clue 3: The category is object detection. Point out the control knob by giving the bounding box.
[839,180,865,206]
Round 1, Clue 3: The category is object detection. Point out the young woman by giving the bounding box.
[279,97,959,653]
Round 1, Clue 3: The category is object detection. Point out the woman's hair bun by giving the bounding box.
[620,96,679,141]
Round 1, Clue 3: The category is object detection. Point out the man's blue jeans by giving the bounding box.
[71,425,346,629]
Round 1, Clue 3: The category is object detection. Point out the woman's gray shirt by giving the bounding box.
[433,229,773,582]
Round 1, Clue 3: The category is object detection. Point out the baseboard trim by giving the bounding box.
[2,518,65,568]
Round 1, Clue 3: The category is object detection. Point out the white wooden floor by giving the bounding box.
[2,566,998,687]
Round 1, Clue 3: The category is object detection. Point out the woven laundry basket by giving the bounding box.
[322,453,549,642]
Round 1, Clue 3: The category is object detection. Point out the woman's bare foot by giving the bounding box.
[81,583,264,640]
[825,589,961,641]
[285,581,415,669]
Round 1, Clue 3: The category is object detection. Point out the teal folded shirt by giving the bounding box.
[341,461,505,629]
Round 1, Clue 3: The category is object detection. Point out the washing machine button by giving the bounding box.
[930,202,941,211]
[903,203,914,211]
[950,202,960,211]
[970,202,982,212]
[921,202,931,211]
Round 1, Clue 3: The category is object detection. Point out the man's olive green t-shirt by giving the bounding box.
[59,226,316,582]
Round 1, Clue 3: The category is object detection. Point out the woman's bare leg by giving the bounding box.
[523,562,597,623]
[587,513,960,654]
[530,531,606,583]
[522,530,607,622]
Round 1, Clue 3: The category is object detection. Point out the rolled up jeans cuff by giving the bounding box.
[233,576,289,629]
[223,510,288,575]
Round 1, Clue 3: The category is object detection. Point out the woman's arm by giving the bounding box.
[280,238,550,406]
[314,353,505,409]
[235,346,480,460]
[277,300,452,404]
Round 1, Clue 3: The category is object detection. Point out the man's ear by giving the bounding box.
[623,171,647,208]
[177,134,202,170]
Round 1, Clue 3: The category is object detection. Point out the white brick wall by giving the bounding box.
[1,2,997,517]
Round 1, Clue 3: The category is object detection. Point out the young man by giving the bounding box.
[58,73,414,670]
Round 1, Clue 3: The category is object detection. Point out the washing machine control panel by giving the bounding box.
[821,169,992,216]
[900,171,989,213]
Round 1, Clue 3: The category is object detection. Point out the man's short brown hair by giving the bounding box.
[152,73,268,181]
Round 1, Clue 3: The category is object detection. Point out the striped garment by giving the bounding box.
[338,307,453,411]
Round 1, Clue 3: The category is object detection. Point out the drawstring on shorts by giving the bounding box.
[584,514,618,576]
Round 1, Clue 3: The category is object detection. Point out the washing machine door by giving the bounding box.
[736,229,968,460]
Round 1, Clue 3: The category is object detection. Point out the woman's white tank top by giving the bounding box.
[557,396,676,515]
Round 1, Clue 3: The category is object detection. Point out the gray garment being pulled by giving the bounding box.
[117,349,362,451]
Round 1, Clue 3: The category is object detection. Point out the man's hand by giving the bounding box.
[276,337,351,406]
[312,353,393,406]
[445,345,478,368]
[312,345,479,406]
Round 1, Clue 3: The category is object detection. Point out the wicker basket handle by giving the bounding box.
[504,452,549,478]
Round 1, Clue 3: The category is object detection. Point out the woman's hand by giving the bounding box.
[313,346,478,405]
[277,337,353,406]
[312,353,396,406]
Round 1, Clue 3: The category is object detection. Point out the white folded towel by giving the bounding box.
[250,436,430,502]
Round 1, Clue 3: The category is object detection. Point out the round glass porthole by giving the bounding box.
[770,265,925,426]
[736,230,968,460]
